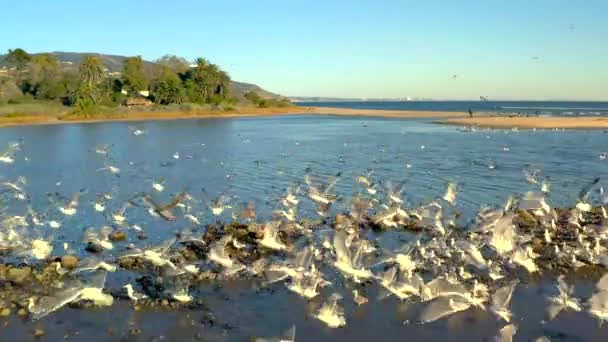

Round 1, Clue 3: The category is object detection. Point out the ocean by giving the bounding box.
[296,100,608,116]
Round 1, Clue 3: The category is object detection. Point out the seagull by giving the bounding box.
[443,182,457,205]
[257,221,288,251]
[0,142,20,163]
[333,230,373,281]
[97,164,120,175]
[123,284,148,301]
[490,280,519,322]
[510,247,539,273]
[418,295,473,323]
[152,179,165,192]
[588,274,608,323]
[202,190,232,216]
[494,323,517,342]
[49,191,84,216]
[546,276,582,320]
[314,293,346,328]
[141,192,188,221]
[281,186,300,207]
[305,173,340,205]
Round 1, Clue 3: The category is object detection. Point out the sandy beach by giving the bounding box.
[0,106,469,128]
[3,106,608,130]
[441,116,608,130]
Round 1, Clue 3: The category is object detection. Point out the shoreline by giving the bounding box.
[0,106,469,128]
[440,116,608,130]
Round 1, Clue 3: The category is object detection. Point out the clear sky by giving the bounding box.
[2,1,607,100]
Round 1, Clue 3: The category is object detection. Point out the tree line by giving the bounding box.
[0,48,240,112]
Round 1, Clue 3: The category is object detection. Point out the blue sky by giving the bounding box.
[2,1,607,100]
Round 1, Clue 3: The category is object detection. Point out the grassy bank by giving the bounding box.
[0,101,475,128]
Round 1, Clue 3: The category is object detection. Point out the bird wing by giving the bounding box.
[333,231,351,264]
[141,194,160,209]
[160,192,187,210]
[578,177,600,201]
[492,280,519,309]
[419,296,471,323]
[596,273,608,291]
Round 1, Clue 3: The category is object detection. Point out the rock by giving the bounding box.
[61,255,79,269]
[86,241,104,253]
[0,264,7,280]
[335,214,347,226]
[109,231,127,242]
[0,308,10,316]
[7,266,31,284]
[17,308,27,317]
[34,328,45,338]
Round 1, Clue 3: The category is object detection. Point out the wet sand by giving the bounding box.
[0,106,469,128]
[441,116,608,130]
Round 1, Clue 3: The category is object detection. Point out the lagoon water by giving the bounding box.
[2,114,608,340]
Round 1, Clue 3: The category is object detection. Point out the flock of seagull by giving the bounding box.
[2,133,608,341]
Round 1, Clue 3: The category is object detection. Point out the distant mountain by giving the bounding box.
[0,51,283,100]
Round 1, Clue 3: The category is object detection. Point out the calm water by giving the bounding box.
[2,115,608,341]
[300,101,608,116]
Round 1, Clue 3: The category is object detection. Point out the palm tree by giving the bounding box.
[75,56,104,104]
[192,58,213,102]
[79,56,104,88]
[216,69,230,97]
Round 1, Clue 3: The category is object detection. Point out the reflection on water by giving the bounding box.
[2,115,608,341]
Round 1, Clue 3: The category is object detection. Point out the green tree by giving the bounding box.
[184,58,231,104]
[150,66,185,105]
[75,56,105,105]
[0,79,23,103]
[156,54,190,74]
[244,91,261,105]
[30,54,63,99]
[122,56,148,93]
[78,56,104,88]
[6,48,31,71]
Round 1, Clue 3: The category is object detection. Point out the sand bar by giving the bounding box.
[441,116,608,130]
[0,106,469,128]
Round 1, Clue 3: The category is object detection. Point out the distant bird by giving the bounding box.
[97,164,120,175]
[49,191,85,216]
[202,191,232,216]
[152,179,165,192]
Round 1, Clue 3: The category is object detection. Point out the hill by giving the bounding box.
[0,51,283,100]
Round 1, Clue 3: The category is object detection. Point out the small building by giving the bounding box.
[124,97,153,107]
